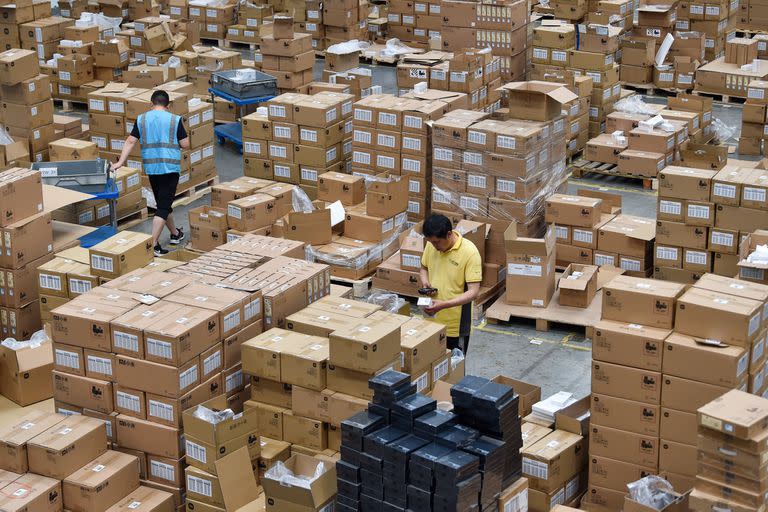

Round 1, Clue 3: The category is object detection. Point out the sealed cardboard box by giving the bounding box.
[52,370,113,414]
[660,407,697,445]
[591,393,660,437]
[592,360,661,405]
[663,332,748,387]
[545,194,602,228]
[328,314,404,372]
[27,415,108,480]
[0,411,66,474]
[280,336,329,390]
[89,231,153,279]
[588,456,655,493]
[661,374,737,414]
[107,486,175,512]
[116,415,183,460]
[602,276,685,329]
[282,411,327,450]
[521,430,585,492]
[0,168,43,227]
[674,287,763,347]
[63,450,140,512]
[109,302,184,359]
[141,305,219,366]
[505,226,557,308]
[113,355,200,399]
[0,473,62,512]
[589,424,659,468]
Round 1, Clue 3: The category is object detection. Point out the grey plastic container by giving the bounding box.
[32,158,110,193]
[210,68,278,99]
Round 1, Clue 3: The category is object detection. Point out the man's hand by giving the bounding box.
[424,299,447,315]
[111,161,123,171]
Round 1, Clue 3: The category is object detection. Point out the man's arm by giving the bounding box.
[112,135,139,170]
[177,119,190,149]
[433,282,480,309]
[178,137,190,149]
[420,267,431,289]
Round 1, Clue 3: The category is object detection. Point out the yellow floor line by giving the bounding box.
[473,320,522,337]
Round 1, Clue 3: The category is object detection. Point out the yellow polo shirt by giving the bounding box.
[420,231,482,337]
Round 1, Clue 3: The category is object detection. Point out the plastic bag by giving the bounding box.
[326,39,370,55]
[747,244,768,265]
[380,38,420,58]
[627,476,676,510]
[712,117,739,144]
[614,94,658,115]
[162,56,182,69]
[0,125,15,145]
[291,185,315,213]
[450,348,465,370]
[1,330,48,350]
[365,291,407,313]
[77,12,122,30]
[192,405,235,424]
[264,460,325,489]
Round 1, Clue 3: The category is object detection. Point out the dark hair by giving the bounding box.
[151,90,170,107]
[422,214,452,238]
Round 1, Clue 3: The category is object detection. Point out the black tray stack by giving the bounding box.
[336,371,523,512]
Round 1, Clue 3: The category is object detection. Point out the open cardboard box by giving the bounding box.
[624,491,690,512]
[493,375,542,417]
[261,452,337,511]
[0,329,54,406]
[498,81,578,121]
[558,264,599,308]
[738,230,768,284]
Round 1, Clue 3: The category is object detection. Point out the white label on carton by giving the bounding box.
[301,168,318,182]
[273,125,291,139]
[55,349,80,369]
[269,144,287,159]
[522,457,548,479]
[223,310,240,333]
[497,179,516,194]
[533,48,548,60]
[109,101,125,114]
[496,135,516,149]
[187,474,212,496]
[414,372,429,392]
[737,353,749,377]
[463,151,482,166]
[468,130,486,145]
[204,144,215,159]
[353,151,371,165]
[572,229,593,244]
[117,390,142,413]
[379,112,396,126]
[326,109,337,123]
[179,366,198,390]
[434,147,453,161]
[268,105,286,118]
[91,254,114,273]
[620,258,641,272]
[749,313,761,336]
[502,488,528,512]
[409,179,421,194]
[243,141,261,155]
[408,200,421,214]
[150,460,175,482]
[685,250,707,265]
[713,183,736,198]
[659,200,681,216]
[354,108,372,122]
[87,355,112,376]
[59,71,71,82]
[244,298,261,320]
[433,358,449,382]
[147,339,173,360]
[467,174,487,190]
[113,331,139,353]
[149,399,174,422]
[749,87,766,100]
[594,253,615,266]
[744,187,767,203]
[459,196,479,211]
[39,273,62,291]
[507,263,542,277]
[378,133,396,148]
[555,226,569,240]
[402,254,421,269]
[382,218,394,233]
[656,246,678,261]
[687,204,710,219]
[354,130,372,144]
[403,136,421,151]
[300,128,317,143]
[274,165,291,178]
[377,154,395,169]
[226,370,243,392]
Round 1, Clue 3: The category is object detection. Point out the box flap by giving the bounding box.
[430,380,453,404]
[102,82,131,92]
[577,189,622,212]
[43,184,94,213]
[215,447,261,511]
[554,395,590,436]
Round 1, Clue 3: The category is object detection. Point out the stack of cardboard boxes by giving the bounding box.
[655,159,768,282]
[737,0,768,31]
[690,390,768,511]
[188,1,236,43]
[19,15,74,64]
[0,411,178,512]
[386,0,441,51]
[0,48,55,163]
[225,3,273,47]
[183,47,242,97]
[740,79,768,156]
[259,17,315,92]
[676,0,737,63]
[0,168,52,344]
[322,0,368,51]
[241,90,354,192]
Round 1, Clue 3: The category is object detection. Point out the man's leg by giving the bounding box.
[148,174,166,247]
[446,337,460,351]
[151,216,166,247]
[164,173,181,237]
[165,213,178,236]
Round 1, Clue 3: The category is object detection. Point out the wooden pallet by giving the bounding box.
[54,98,88,112]
[330,274,375,299]
[200,37,226,47]
[148,176,218,211]
[117,207,149,230]
[223,39,258,51]
[692,89,747,105]
[622,82,695,98]
[485,289,603,338]
[570,158,658,190]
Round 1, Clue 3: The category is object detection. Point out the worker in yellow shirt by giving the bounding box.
[419,214,482,354]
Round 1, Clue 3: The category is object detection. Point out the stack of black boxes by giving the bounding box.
[337,371,522,512]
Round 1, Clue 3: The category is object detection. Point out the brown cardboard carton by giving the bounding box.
[108,302,183,359]
[327,358,401,400]
[63,450,140,512]
[226,194,277,232]
[141,305,218,366]
[115,385,146,419]
[0,168,43,227]
[0,473,62,512]
[317,172,365,206]
[0,212,53,270]
[504,226,557,308]
[663,332,748,387]
[660,407,697,446]
[400,317,447,375]
[286,309,357,338]
[498,81,578,121]
[27,415,108,479]
[0,332,53,406]
[328,314,404,372]
[246,400,287,439]
[113,354,200,399]
[588,456,655,492]
[697,389,768,440]
[675,287,763,347]
[280,336,328,390]
[106,486,175,512]
[558,264,598,308]
[598,215,655,258]
[282,411,327,451]
[545,194,602,228]
[592,360,661,405]
[261,453,337,511]
[662,374,738,414]
[601,276,685,329]
[327,391,368,427]
[145,373,222,428]
[89,231,153,279]
[146,454,184,487]
[291,386,332,423]
[0,49,39,85]
[591,393,660,437]
[589,424,659,468]
[52,371,113,414]
[242,328,306,381]
[0,411,66,473]
[521,430,585,492]
[116,415,183,460]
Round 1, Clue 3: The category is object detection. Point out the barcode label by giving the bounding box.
[685,250,707,265]
[750,313,761,335]
[433,358,449,382]
[741,267,765,280]
[744,187,767,203]
[274,126,291,139]
[354,130,372,144]
[226,370,243,393]
[301,168,318,182]
[91,255,114,273]
[179,366,198,390]
[203,351,222,376]
[353,151,371,165]
[268,105,286,118]
[711,231,734,247]
[659,200,681,216]
[244,298,261,320]
[497,135,516,149]
[533,48,548,60]
[243,141,261,155]
[523,457,548,479]
[620,258,641,272]
[656,246,678,261]
[552,50,567,62]
[274,165,291,178]
[150,460,175,482]
[463,152,482,166]
[39,274,62,291]
[555,226,569,240]
[326,147,337,162]
[497,179,516,194]
[594,253,615,266]
[117,391,142,413]
[227,206,242,219]
[113,331,139,353]
[187,474,212,496]
[687,204,710,219]
[382,218,394,233]
[87,355,113,376]
[109,101,125,114]
[402,158,421,173]
[149,399,174,422]
[414,372,429,392]
[325,109,337,123]
[354,108,372,122]
[223,310,241,333]
[713,183,736,198]
[467,174,486,189]
[401,254,421,268]
[269,144,287,158]
[749,88,766,100]
[378,133,395,148]
[502,488,528,512]
[468,130,486,145]
[572,229,593,244]
[300,128,317,143]
[460,196,480,211]
[89,99,105,111]
[434,147,453,161]
[68,278,92,295]
[147,339,173,360]
[409,179,420,193]
[377,155,395,169]
[408,201,420,214]
[55,349,80,370]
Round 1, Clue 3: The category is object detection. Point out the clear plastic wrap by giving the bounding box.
[192,405,235,424]
[365,291,407,313]
[290,185,314,213]
[747,244,768,265]
[1,330,48,350]
[627,476,676,510]
[304,221,405,271]
[381,38,421,58]
[450,347,465,369]
[712,117,739,144]
[326,40,370,55]
[264,460,325,489]
[162,56,182,69]
[614,94,659,115]
[0,126,15,145]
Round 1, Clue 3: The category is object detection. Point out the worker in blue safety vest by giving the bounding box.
[112,90,190,256]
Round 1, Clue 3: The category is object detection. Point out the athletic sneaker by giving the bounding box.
[154,244,169,256]
[170,227,185,245]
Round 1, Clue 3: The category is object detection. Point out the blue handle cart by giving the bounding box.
[209,87,276,153]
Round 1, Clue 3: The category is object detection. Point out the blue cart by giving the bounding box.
[209,87,275,153]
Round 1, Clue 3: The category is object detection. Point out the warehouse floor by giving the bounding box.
[88,59,750,398]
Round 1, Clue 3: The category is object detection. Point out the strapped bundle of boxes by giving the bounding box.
[0,411,179,512]
[654,157,768,283]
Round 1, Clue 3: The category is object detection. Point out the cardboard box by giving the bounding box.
[505,226,557,308]
[0,49,39,85]
[106,486,175,512]
[698,389,768,440]
[52,371,113,414]
[0,411,66,474]
[558,264,598,308]
[0,168,43,228]
[545,194,602,228]
[601,276,685,329]
[62,450,140,512]
[89,231,153,279]
[498,81,578,121]
[589,424,659,468]
[0,212,53,270]
[591,393,660,437]
[663,332,748,387]
[588,456,655,493]
[674,287,763,347]
[660,407,697,445]
[0,332,53,406]
[113,354,200,399]
[661,374,737,414]
[282,411,327,451]
[0,473,62,512]
[328,314,404,372]
[27,415,108,479]
[261,453,337,511]
[116,415,183,460]
[592,360,661,405]
[521,430,585,492]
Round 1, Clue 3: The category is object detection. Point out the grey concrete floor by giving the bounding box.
[78,60,751,399]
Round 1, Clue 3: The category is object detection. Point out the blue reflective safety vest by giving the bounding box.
[138,109,181,175]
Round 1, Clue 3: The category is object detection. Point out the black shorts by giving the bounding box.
[148,173,179,220]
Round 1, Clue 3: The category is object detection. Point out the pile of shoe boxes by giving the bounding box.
[0,48,56,163]
[0,411,178,512]
[259,16,315,92]
[241,90,354,191]
[654,159,768,282]
[337,371,522,511]
[429,81,572,236]
[0,168,52,344]
[690,390,768,511]
[739,79,768,156]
